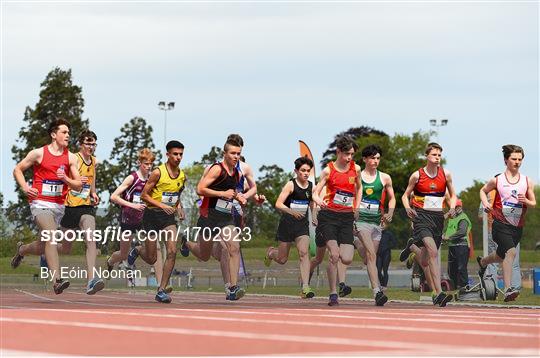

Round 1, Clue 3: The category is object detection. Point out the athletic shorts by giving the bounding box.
[143,208,176,232]
[60,205,95,229]
[492,219,523,259]
[276,216,309,243]
[315,210,354,248]
[30,200,65,227]
[355,221,383,241]
[197,210,234,230]
[412,208,444,249]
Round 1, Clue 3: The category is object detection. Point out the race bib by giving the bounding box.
[423,195,444,210]
[161,192,179,206]
[216,198,233,213]
[70,183,90,199]
[132,192,142,204]
[502,201,523,226]
[360,198,380,213]
[41,180,63,197]
[333,190,354,207]
[290,199,309,213]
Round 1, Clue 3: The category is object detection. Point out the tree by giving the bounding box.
[321,126,388,168]
[9,67,88,227]
[194,146,223,166]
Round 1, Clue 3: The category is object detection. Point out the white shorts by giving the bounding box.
[355,221,383,242]
[30,200,65,227]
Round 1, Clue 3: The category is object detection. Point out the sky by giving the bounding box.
[1,1,539,205]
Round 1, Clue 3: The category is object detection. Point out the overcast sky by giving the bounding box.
[2,1,538,204]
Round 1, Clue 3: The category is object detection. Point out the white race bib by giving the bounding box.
[502,201,523,226]
[41,180,63,197]
[132,192,142,204]
[360,198,380,212]
[333,190,354,207]
[290,200,309,213]
[216,198,233,213]
[161,192,179,207]
[423,195,444,210]
[70,183,90,199]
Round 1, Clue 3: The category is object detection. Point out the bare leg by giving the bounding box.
[159,225,177,290]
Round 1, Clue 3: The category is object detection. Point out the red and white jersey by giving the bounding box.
[32,145,70,205]
[493,173,528,227]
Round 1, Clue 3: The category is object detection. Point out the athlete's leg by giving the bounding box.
[270,242,292,265]
[358,230,381,290]
[108,234,132,266]
[35,213,61,281]
[80,214,97,281]
[221,226,241,287]
[212,243,231,287]
[420,247,436,292]
[501,247,516,290]
[422,236,442,294]
[159,225,178,290]
[295,235,310,286]
[154,241,164,285]
[138,232,158,265]
[186,232,213,261]
[326,240,340,295]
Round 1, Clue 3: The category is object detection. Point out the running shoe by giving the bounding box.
[104,255,113,279]
[86,277,105,295]
[227,285,245,301]
[164,286,173,294]
[477,256,486,278]
[375,291,388,306]
[53,279,70,295]
[10,241,24,269]
[155,289,172,303]
[328,293,339,306]
[433,292,452,307]
[301,287,315,299]
[127,247,139,266]
[504,287,520,302]
[338,282,352,297]
[263,247,273,267]
[399,238,414,262]
[180,234,190,257]
[406,252,416,269]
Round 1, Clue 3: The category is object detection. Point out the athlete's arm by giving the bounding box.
[142,168,172,213]
[353,164,363,219]
[520,178,536,208]
[480,178,497,213]
[240,163,258,200]
[91,158,100,205]
[312,167,330,208]
[402,171,420,218]
[275,181,304,219]
[197,165,235,200]
[444,169,457,213]
[382,173,396,223]
[61,152,83,191]
[13,148,41,199]
[177,173,187,220]
[110,175,143,210]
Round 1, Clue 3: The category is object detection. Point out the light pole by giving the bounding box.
[158,101,175,147]
[429,118,448,142]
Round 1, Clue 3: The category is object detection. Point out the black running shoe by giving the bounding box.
[375,291,388,306]
[11,241,24,269]
[180,234,190,257]
[399,238,414,262]
[438,293,452,307]
[53,279,70,295]
[477,256,486,278]
[338,282,352,297]
[328,293,339,306]
[504,287,520,302]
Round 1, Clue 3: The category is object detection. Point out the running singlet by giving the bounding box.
[359,170,384,224]
[200,162,239,217]
[324,161,357,212]
[121,171,147,225]
[284,179,312,218]
[411,167,447,211]
[32,145,70,204]
[148,163,186,209]
[492,173,528,227]
[65,153,95,207]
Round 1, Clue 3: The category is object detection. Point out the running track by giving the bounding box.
[1,288,539,356]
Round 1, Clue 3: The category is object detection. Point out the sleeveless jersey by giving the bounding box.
[32,145,70,204]
[324,161,358,212]
[148,163,186,209]
[283,179,312,219]
[492,173,528,227]
[121,171,147,225]
[359,170,384,224]
[200,162,239,217]
[411,167,447,211]
[65,153,95,207]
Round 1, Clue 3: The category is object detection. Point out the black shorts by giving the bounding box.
[492,219,523,259]
[60,206,95,229]
[276,216,309,243]
[197,210,234,230]
[143,208,176,232]
[412,208,444,249]
[315,210,354,248]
